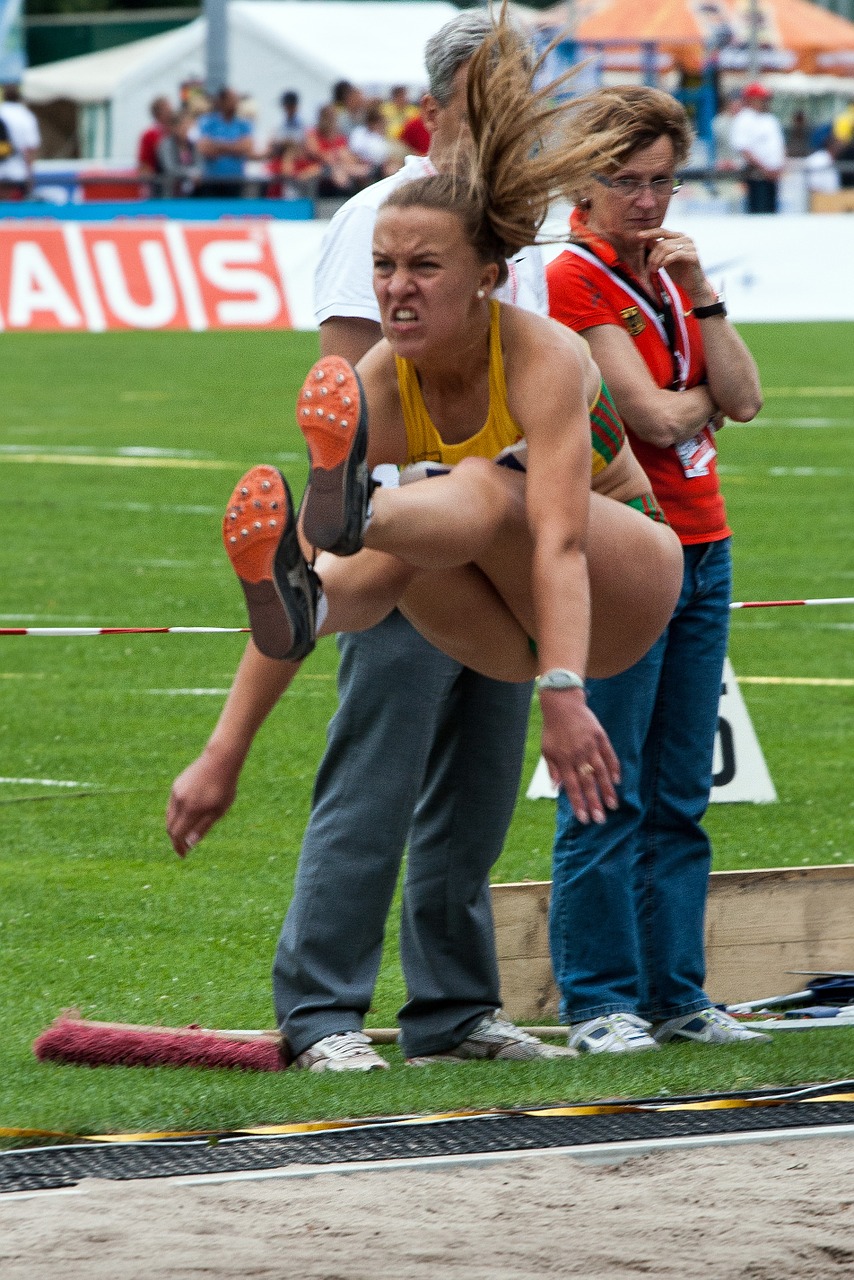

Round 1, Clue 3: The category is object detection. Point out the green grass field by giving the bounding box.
[1,324,852,1142]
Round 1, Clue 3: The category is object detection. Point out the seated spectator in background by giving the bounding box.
[137,96,174,192]
[267,138,322,199]
[381,84,419,139]
[305,103,372,197]
[192,87,254,197]
[785,108,810,158]
[837,136,854,188]
[831,96,854,188]
[348,102,399,179]
[156,110,199,197]
[331,80,366,138]
[730,82,786,213]
[0,82,41,198]
[179,78,210,119]
[710,89,741,171]
[271,90,306,149]
[398,107,430,156]
[804,123,841,197]
[833,95,854,145]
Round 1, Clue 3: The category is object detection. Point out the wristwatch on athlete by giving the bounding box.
[535,668,586,692]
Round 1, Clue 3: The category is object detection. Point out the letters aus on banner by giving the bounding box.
[0,223,295,331]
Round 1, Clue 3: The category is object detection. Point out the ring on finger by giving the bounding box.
[578,762,595,776]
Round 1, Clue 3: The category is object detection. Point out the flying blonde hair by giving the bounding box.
[382,9,626,279]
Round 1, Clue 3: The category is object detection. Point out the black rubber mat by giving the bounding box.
[3,1095,854,1195]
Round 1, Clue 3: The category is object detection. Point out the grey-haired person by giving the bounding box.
[167,12,572,1071]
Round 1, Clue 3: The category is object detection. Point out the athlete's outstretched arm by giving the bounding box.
[166,641,299,855]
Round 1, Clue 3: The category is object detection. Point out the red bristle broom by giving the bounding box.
[33,1012,292,1071]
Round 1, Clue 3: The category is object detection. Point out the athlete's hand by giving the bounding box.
[166,746,241,857]
[539,689,620,825]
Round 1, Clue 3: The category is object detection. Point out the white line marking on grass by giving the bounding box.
[146,689,231,696]
[763,387,854,397]
[0,777,95,788]
[136,558,203,568]
[96,502,219,516]
[732,619,854,632]
[737,676,854,687]
[1,453,239,470]
[0,444,211,459]
[728,417,850,429]
[0,614,99,623]
[718,465,853,477]
[768,467,853,477]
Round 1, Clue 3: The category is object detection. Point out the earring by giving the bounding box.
[476,288,486,299]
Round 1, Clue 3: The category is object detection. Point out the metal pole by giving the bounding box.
[204,0,228,96]
[747,0,760,78]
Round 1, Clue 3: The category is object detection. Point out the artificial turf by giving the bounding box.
[1,323,852,1140]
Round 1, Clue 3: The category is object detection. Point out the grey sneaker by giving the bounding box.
[653,1007,772,1046]
[568,1013,660,1055]
[406,1011,578,1064]
[292,1031,390,1072]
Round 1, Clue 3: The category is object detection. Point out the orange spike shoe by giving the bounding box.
[223,465,319,661]
[296,356,373,556]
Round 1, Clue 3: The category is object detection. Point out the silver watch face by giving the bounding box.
[539,670,583,690]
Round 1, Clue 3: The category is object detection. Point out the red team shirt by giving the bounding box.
[547,210,730,546]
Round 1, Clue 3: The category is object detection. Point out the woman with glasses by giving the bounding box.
[546,87,767,1055]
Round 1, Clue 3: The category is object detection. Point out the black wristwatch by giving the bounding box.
[692,298,727,319]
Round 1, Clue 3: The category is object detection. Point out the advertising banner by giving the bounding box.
[2,211,853,330]
[0,220,327,332]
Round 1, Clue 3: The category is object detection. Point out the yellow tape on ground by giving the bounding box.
[5,1090,854,1147]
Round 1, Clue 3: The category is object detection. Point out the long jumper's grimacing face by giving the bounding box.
[372,205,498,360]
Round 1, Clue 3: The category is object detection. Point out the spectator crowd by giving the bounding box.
[134,78,430,202]
[2,71,853,212]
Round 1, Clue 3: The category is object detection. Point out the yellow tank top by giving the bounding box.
[395,300,623,477]
[395,300,523,466]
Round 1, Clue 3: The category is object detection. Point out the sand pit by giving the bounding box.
[2,1135,853,1278]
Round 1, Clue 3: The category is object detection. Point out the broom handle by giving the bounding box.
[58,1017,569,1044]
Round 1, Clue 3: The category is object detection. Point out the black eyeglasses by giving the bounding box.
[594,175,683,198]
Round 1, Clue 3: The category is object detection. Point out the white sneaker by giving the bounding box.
[568,1013,660,1055]
[653,1007,772,1046]
[292,1031,390,1072]
[406,1011,578,1064]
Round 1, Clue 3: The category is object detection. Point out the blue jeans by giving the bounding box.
[549,538,732,1025]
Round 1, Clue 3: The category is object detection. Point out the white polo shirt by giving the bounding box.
[0,101,41,183]
[730,106,786,173]
[314,154,547,324]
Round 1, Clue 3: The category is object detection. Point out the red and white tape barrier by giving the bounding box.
[0,626,248,637]
[1,599,852,637]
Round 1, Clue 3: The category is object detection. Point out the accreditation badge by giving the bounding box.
[620,305,646,337]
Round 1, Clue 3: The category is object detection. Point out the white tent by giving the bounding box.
[22,1,458,162]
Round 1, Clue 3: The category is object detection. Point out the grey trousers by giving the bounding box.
[272,610,533,1058]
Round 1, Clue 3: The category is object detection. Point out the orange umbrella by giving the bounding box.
[574,0,854,76]
[753,0,854,73]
